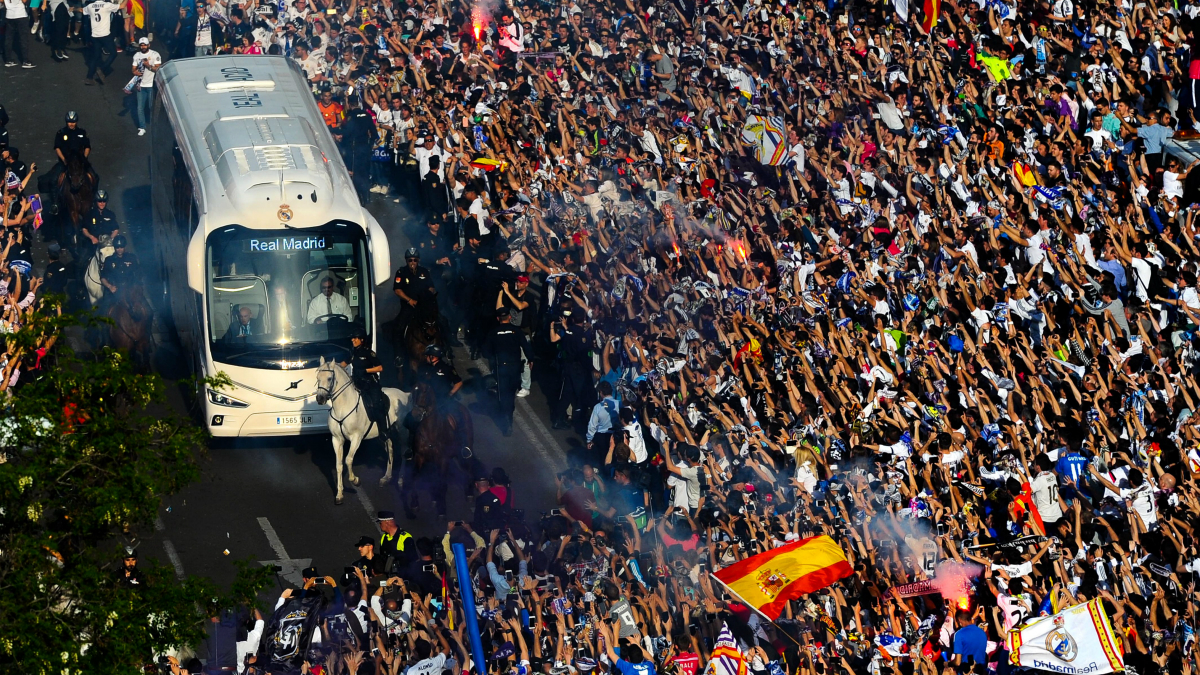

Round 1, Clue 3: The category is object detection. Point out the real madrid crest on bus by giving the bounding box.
[278,204,293,223]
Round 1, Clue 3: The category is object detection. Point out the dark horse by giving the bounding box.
[401,318,444,389]
[402,382,475,518]
[107,283,153,371]
[50,155,98,249]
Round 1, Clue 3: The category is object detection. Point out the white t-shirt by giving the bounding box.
[414,145,445,181]
[407,653,448,675]
[83,1,119,36]
[132,49,162,88]
[1030,471,1063,524]
[4,0,28,19]
[1120,483,1158,529]
[195,14,213,46]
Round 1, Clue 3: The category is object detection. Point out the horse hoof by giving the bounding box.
[350,476,360,486]
[335,496,344,505]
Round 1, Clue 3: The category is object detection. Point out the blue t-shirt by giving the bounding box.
[953,624,988,664]
[615,659,656,675]
[1056,452,1089,487]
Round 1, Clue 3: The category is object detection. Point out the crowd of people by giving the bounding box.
[27,0,1200,670]
[0,102,67,392]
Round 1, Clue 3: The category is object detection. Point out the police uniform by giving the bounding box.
[472,484,506,534]
[54,125,91,164]
[394,264,437,323]
[553,319,595,429]
[379,528,416,572]
[82,205,118,258]
[351,341,386,430]
[421,170,449,222]
[84,205,118,241]
[42,257,73,297]
[343,107,376,202]
[418,358,461,406]
[483,314,532,435]
[100,251,141,295]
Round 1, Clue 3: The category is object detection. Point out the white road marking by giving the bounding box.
[256,517,312,586]
[155,515,165,531]
[163,540,185,579]
[516,397,566,467]
[355,486,380,532]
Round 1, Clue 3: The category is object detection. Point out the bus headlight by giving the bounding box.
[207,388,249,408]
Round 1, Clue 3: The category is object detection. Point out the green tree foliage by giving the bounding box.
[0,311,272,673]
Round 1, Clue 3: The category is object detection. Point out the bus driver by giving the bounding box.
[306,275,351,324]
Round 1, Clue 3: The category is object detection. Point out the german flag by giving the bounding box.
[712,536,853,620]
[921,0,940,34]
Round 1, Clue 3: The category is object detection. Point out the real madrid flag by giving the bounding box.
[1007,599,1124,674]
[711,535,852,620]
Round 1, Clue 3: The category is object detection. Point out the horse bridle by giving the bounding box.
[318,367,375,431]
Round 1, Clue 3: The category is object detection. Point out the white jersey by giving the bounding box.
[83,1,120,36]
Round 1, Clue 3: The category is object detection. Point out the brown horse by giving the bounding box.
[402,318,443,388]
[107,284,153,371]
[403,382,475,518]
[54,155,98,247]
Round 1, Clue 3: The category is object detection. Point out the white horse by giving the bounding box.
[83,235,114,306]
[315,357,412,504]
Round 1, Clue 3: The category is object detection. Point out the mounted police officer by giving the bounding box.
[348,325,386,433]
[42,110,92,193]
[81,188,118,260]
[393,247,438,340]
[483,307,532,436]
[99,235,140,308]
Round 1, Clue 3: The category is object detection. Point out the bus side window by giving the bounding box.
[171,146,196,236]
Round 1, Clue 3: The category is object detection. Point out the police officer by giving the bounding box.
[115,546,145,588]
[342,96,376,204]
[81,189,119,259]
[471,474,505,534]
[418,345,462,405]
[54,110,91,166]
[550,310,595,430]
[421,154,450,222]
[100,235,140,303]
[351,535,386,577]
[376,510,416,572]
[393,248,437,335]
[42,242,73,298]
[483,307,532,436]
[348,325,386,432]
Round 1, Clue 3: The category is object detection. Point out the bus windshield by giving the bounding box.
[206,222,371,369]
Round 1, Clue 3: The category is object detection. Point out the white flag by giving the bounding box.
[1008,599,1124,675]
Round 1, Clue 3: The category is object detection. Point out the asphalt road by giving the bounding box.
[4,40,581,588]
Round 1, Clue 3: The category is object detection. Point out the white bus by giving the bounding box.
[150,56,391,437]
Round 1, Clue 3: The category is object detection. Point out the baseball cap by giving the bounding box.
[355,535,375,547]
[138,37,150,45]
[516,275,530,283]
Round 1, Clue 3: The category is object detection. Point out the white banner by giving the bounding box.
[1008,599,1124,675]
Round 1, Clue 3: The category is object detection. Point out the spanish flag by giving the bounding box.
[712,535,852,620]
[470,157,507,172]
[921,0,939,33]
[130,0,146,30]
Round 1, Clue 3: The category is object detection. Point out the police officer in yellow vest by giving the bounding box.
[376,510,416,572]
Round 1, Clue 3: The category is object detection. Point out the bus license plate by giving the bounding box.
[276,415,313,426]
